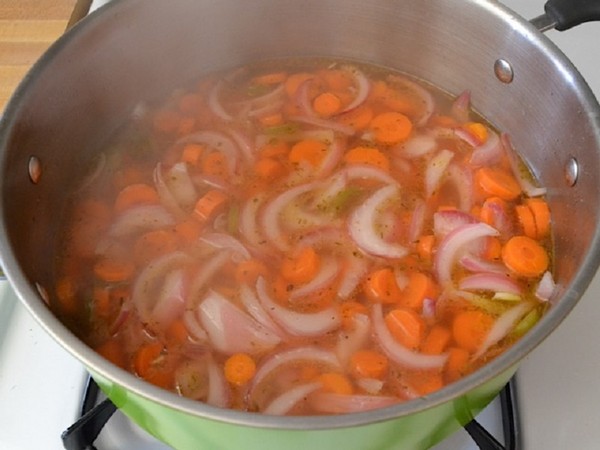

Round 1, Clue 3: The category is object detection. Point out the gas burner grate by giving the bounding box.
[62,377,521,450]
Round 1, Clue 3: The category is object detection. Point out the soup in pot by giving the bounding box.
[52,58,554,415]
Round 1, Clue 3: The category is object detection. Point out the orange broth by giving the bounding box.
[52,59,553,415]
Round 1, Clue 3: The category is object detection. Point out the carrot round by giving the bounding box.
[475,167,522,200]
[133,229,179,265]
[369,112,413,145]
[339,301,369,330]
[313,92,342,117]
[93,258,136,283]
[96,338,127,369]
[525,198,551,239]
[318,372,354,395]
[281,247,320,284]
[385,308,426,350]
[501,235,549,277]
[343,146,390,172]
[452,310,495,353]
[399,272,439,310]
[446,347,471,382]
[181,143,205,166]
[350,349,389,380]
[201,152,228,177]
[224,353,256,386]
[284,72,314,98]
[462,122,488,144]
[421,325,452,355]
[288,139,329,167]
[114,183,160,213]
[194,189,229,224]
[134,342,164,378]
[416,234,435,262]
[515,204,537,239]
[363,267,402,304]
[337,104,374,130]
[254,157,286,181]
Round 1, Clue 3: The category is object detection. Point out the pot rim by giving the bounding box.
[1,0,600,430]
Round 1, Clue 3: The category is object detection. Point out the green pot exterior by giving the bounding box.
[92,366,515,450]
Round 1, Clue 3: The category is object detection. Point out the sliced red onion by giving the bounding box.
[459,272,522,296]
[433,209,477,238]
[251,346,341,390]
[261,181,320,251]
[356,378,384,395]
[132,251,191,327]
[348,184,408,259]
[109,304,131,336]
[239,284,287,337]
[337,255,369,299]
[446,164,474,213]
[535,271,556,302]
[422,297,436,320]
[255,277,341,336]
[177,130,239,176]
[262,382,322,416]
[154,163,188,219]
[199,232,252,262]
[289,257,341,300]
[453,127,481,148]
[149,269,187,328]
[295,78,317,117]
[459,254,507,274]
[473,302,533,360]
[165,162,198,208]
[425,149,454,197]
[450,90,471,123]
[407,199,426,244]
[263,382,323,415]
[315,137,345,178]
[338,66,370,113]
[501,133,547,197]
[208,80,233,121]
[239,194,266,248]
[388,75,435,126]
[187,250,232,307]
[289,115,356,136]
[244,83,285,110]
[310,392,399,414]
[469,129,503,167]
[228,129,255,163]
[336,313,371,366]
[183,309,208,343]
[435,222,499,286]
[198,290,281,355]
[372,304,448,369]
[109,204,176,237]
[207,357,230,408]
[336,164,398,185]
[398,134,437,159]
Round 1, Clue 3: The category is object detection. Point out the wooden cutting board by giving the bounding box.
[0,0,83,111]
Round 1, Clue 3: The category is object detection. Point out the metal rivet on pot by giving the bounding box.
[28,156,42,184]
[565,157,579,186]
[494,59,514,84]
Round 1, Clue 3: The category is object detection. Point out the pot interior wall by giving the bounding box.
[1,0,600,437]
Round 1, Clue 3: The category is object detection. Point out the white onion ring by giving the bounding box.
[435,222,499,286]
[263,382,322,415]
[255,277,341,336]
[372,304,448,369]
[239,284,287,337]
[348,184,408,259]
[399,134,437,159]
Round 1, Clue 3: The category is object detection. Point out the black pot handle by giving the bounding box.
[540,0,600,31]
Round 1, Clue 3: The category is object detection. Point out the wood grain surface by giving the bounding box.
[0,0,80,111]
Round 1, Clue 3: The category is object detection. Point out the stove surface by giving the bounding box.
[2,0,600,449]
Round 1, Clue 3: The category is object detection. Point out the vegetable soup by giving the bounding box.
[52,59,554,415]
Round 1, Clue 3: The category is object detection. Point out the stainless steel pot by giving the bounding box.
[1,0,600,449]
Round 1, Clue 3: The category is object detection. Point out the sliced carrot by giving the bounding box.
[235,259,270,285]
[483,236,503,261]
[174,218,203,244]
[462,122,488,144]
[181,143,205,166]
[313,92,342,117]
[446,347,471,382]
[258,112,284,127]
[339,301,369,330]
[114,183,160,213]
[253,71,287,86]
[93,258,136,283]
[369,111,413,145]
[343,146,390,172]
[475,167,522,201]
[166,319,189,345]
[421,325,452,355]
[133,229,179,266]
[55,276,78,316]
[224,353,257,386]
[399,272,439,310]
[253,157,286,181]
[416,234,436,262]
[281,247,320,284]
[501,235,549,277]
[405,370,444,396]
[515,204,537,239]
[336,104,374,130]
[525,198,551,239]
[259,139,290,158]
[201,152,228,177]
[350,350,389,380]
[319,69,354,91]
[318,372,354,395]
[363,267,402,304]
[134,342,164,378]
[96,338,127,369]
[385,308,426,350]
[288,139,328,167]
[452,310,495,353]
[479,196,508,227]
[144,369,175,390]
[284,72,314,98]
[193,189,229,224]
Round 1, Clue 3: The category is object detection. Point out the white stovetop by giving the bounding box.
[1,1,600,449]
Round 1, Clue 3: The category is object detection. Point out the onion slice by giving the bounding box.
[109,204,175,237]
[348,184,407,259]
[459,272,522,296]
[372,304,448,369]
[535,271,556,302]
[263,382,322,415]
[289,257,341,300]
[310,392,399,414]
[338,66,370,113]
